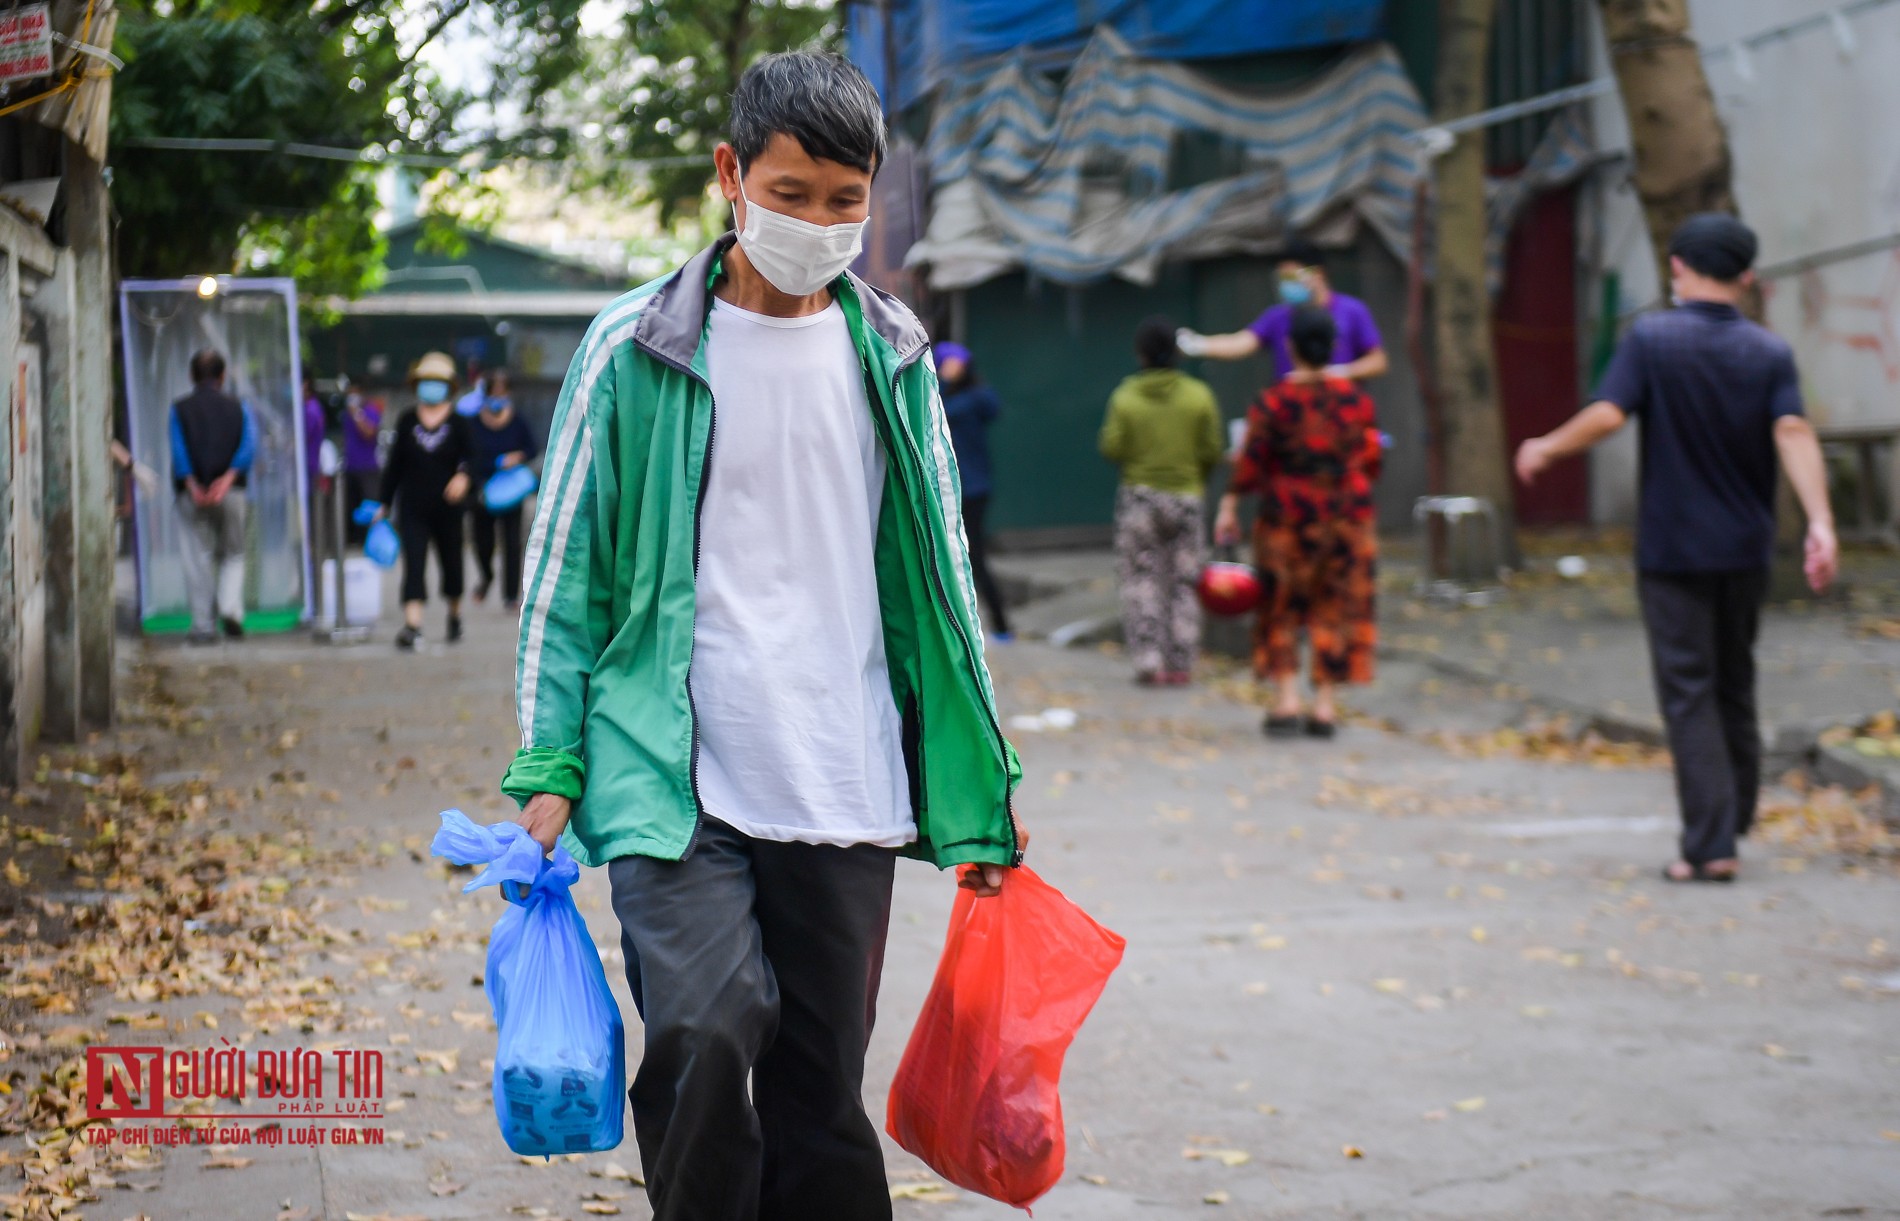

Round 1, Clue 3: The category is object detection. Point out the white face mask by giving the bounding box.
[735,176,868,297]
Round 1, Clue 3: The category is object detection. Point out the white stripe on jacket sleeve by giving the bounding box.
[516,291,657,751]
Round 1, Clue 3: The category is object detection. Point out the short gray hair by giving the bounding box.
[730,51,887,177]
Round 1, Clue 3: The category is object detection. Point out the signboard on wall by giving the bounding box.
[0,5,53,85]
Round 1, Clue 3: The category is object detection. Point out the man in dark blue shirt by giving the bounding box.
[1515,213,1837,884]
[169,348,258,645]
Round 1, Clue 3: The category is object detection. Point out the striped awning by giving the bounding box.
[905,30,1429,289]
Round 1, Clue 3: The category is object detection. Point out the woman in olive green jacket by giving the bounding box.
[1100,316,1226,686]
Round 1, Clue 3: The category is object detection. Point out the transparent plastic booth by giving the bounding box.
[119,278,309,633]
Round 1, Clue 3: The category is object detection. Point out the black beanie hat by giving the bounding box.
[1668,213,1758,282]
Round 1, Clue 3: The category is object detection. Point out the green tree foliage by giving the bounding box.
[107,0,835,299]
[537,0,837,223]
[111,3,395,293]
[108,0,583,298]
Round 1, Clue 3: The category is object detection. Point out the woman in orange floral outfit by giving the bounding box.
[1215,305,1382,739]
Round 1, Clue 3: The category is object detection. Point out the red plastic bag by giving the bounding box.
[886,864,1125,1209]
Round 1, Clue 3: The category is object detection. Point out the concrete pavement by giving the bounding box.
[998,540,1900,763]
[3,567,1897,1219]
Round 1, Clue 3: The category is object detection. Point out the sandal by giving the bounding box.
[1303,717,1337,740]
[1662,860,1737,884]
[1263,714,1302,739]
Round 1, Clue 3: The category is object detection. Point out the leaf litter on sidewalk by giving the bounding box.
[0,665,483,1220]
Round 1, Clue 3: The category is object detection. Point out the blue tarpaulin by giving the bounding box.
[847,0,1386,111]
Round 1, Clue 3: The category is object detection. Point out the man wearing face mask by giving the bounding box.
[501,51,1028,1221]
[1174,238,1389,385]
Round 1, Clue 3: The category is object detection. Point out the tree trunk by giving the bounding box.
[1432,0,1518,551]
[1597,0,1739,298]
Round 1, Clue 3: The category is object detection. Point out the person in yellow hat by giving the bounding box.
[376,351,474,649]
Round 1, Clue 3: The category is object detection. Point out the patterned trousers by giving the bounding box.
[1115,484,1205,676]
[1252,515,1378,685]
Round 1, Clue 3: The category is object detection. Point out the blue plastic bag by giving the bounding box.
[352,499,383,527]
[483,465,538,512]
[430,810,626,1156]
[364,519,400,568]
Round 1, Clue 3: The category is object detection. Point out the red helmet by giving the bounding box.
[1195,560,1262,617]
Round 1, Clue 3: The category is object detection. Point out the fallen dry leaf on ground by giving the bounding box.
[1424,718,1668,769]
[415,1049,461,1073]
[1756,784,1897,861]
[591,1161,645,1185]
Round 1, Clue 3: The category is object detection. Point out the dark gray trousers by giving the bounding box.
[607,817,897,1221]
[1638,569,1769,865]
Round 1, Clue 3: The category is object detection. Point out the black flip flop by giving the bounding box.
[1303,718,1337,740]
[1263,715,1302,739]
[1662,861,1736,884]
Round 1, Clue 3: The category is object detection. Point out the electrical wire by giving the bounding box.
[1422,0,1900,140]
[116,135,708,173]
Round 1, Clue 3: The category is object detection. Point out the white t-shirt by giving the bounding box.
[690,297,915,848]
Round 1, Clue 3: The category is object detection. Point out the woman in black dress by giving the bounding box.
[377,350,473,650]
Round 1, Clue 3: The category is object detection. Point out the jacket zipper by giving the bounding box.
[882,351,1022,866]
[640,344,716,827]
[687,404,716,824]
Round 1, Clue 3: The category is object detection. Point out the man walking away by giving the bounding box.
[1516,213,1837,883]
[503,51,1026,1221]
[169,348,256,645]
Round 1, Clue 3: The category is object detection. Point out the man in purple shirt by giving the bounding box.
[1175,238,1389,384]
[341,384,384,540]
[302,373,326,485]
[302,374,329,577]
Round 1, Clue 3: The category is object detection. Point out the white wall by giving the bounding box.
[1586,0,1900,522]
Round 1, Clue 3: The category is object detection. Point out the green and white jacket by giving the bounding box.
[500,236,1022,869]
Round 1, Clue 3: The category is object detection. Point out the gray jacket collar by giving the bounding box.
[632,233,932,374]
